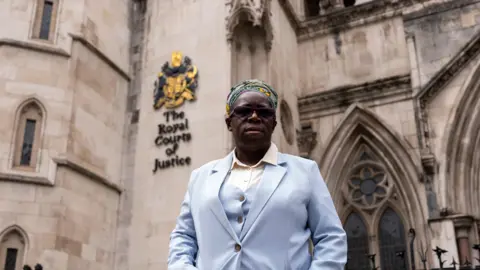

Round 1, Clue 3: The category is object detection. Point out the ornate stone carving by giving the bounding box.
[338,146,396,214]
[298,74,411,116]
[319,0,342,15]
[296,122,317,158]
[453,216,474,230]
[225,0,273,49]
[421,153,437,176]
[296,0,431,41]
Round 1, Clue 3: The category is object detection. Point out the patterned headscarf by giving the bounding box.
[226,79,278,115]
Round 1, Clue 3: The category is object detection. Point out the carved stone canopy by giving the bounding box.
[225,0,273,49]
[296,122,317,158]
[421,153,437,176]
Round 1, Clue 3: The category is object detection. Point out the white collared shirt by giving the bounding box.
[226,143,278,191]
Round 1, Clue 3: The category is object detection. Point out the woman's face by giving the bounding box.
[226,91,277,150]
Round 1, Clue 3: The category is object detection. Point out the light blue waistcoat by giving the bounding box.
[219,180,259,239]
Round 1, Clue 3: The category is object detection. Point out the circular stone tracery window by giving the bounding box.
[347,162,389,208]
[279,100,294,145]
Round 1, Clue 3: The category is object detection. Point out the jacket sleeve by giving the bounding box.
[168,170,199,270]
[307,161,348,270]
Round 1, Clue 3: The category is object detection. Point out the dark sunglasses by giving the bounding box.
[231,106,276,119]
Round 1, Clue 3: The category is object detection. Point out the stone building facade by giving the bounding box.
[0,0,479,269]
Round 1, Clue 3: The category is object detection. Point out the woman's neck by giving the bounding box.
[234,144,270,166]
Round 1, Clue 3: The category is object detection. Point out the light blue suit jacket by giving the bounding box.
[168,152,347,270]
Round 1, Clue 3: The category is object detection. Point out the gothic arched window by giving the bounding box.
[348,164,388,206]
[344,212,370,270]
[345,148,391,210]
[0,227,27,270]
[32,0,59,42]
[13,101,44,170]
[341,145,410,269]
[378,208,408,270]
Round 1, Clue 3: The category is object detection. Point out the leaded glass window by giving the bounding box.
[378,208,408,270]
[4,248,17,270]
[39,1,53,40]
[20,119,37,166]
[14,101,43,169]
[344,212,370,270]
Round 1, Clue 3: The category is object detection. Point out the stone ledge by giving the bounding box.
[0,172,53,186]
[69,33,131,82]
[452,215,475,229]
[277,0,463,41]
[53,156,123,194]
[0,38,70,58]
[429,214,478,224]
[298,74,412,115]
[0,36,131,82]
[404,0,480,22]
[296,0,430,41]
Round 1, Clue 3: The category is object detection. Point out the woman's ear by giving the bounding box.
[225,115,232,131]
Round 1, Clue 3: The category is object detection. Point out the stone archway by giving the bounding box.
[444,61,480,216]
[318,104,426,268]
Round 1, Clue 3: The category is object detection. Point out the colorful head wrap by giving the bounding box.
[226,79,278,115]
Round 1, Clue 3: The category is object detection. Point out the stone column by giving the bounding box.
[454,216,474,265]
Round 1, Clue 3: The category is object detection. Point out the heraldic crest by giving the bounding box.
[153,51,199,110]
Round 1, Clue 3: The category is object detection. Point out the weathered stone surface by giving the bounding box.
[1,0,480,269]
[405,0,480,86]
[298,17,410,95]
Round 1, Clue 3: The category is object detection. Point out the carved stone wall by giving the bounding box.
[226,0,274,49]
[295,0,480,267]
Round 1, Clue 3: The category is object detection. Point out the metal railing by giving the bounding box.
[346,229,480,270]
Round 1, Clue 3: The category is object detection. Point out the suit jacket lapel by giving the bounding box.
[240,154,287,240]
[208,154,240,242]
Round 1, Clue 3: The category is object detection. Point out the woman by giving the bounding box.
[168,80,347,269]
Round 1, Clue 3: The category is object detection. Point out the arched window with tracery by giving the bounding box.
[13,100,44,170]
[378,208,408,270]
[341,145,410,269]
[0,227,27,270]
[345,148,390,210]
[344,212,370,270]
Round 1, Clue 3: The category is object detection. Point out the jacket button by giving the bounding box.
[235,244,241,252]
[237,216,243,223]
[239,195,245,201]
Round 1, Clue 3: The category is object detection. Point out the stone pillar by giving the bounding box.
[454,216,474,265]
[429,219,459,269]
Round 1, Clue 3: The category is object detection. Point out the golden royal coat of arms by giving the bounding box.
[153,51,199,110]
